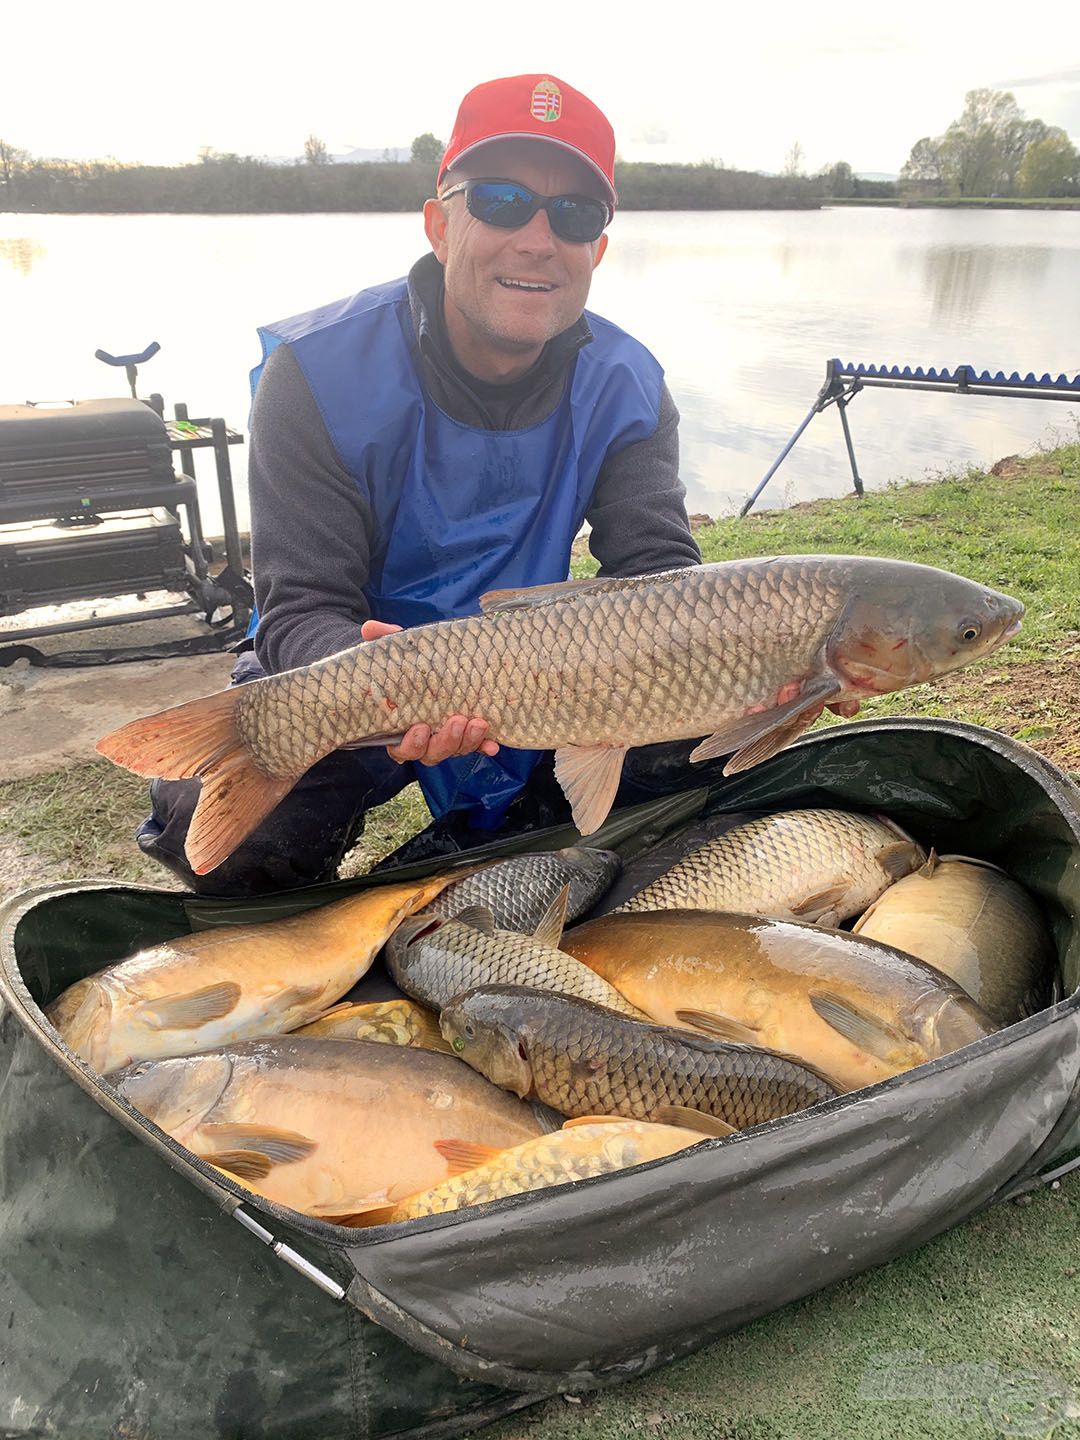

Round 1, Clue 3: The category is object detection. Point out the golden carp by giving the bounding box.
[385,887,648,1019]
[562,910,998,1092]
[96,557,1023,874]
[292,998,450,1052]
[851,853,1055,1024]
[423,845,621,931]
[351,1119,703,1225]
[46,876,455,1073]
[439,984,838,1128]
[617,809,925,925]
[111,1037,549,1220]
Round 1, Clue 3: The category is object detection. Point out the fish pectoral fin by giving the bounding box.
[554,744,628,837]
[532,883,570,947]
[674,1008,762,1045]
[920,847,941,878]
[652,1106,737,1138]
[338,733,407,750]
[688,676,843,767]
[789,884,851,921]
[451,905,497,935]
[198,1122,318,1166]
[561,1115,631,1129]
[132,981,243,1031]
[199,1149,275,1183]
[274,983,327,1012]
[875,840,926,881]
[412,1006,453,1053]
[808,991,911,1062]
[433,1138,504,1175]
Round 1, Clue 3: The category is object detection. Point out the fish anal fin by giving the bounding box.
[652,1105,737,1138]
[875,840,926,881]
[674,1008,761,1045]
[554,744,627,836]
[808,990,910,1062]
[133,981,242,1031]
[532,883,570,947]
[789,884,851,920]
[198,1122,317,1166]
[434,1138,504,1175]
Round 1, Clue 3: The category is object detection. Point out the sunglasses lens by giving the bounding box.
[549,197,608,243]
[466,182,608,243]
[468,182,537,228]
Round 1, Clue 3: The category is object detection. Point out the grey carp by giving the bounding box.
[96,556,1023,874]
[423,845,620,931]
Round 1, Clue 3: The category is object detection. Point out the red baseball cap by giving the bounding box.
[438,74,617,207]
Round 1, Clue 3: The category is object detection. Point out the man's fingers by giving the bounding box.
[387,724,431,763]
[386,716,499,766]
[361,619,403,642]
[827,699,862,719]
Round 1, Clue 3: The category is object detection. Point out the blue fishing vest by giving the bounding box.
[250,276,664,828]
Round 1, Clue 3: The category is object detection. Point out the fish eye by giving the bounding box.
[958,620,982,643]
[452,1036,466,1052]
[464,1022,476,1040]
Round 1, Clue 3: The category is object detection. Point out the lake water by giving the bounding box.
[1,208,1078,535]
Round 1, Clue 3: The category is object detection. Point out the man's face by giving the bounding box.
[423,139,610,382]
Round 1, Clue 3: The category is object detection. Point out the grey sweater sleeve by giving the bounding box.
[248,344,375,675]
[585,382,702,576]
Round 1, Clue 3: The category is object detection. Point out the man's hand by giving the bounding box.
[361,619,500,766]
[826,700,862,719]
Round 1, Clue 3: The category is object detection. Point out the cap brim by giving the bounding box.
[442,133,617,208]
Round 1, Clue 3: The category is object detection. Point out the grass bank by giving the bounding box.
[2,444,1079,1439]
[826,196,1080,209]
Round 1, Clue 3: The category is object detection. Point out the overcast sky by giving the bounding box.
[7,2,1079,176]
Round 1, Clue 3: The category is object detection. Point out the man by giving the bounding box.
[138,74,703,895]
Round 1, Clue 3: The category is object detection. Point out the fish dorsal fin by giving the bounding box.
[434,1138,504,1175]
[553,744,628,836]
[808,991,910,1061]
[789,884,850,921]
[198,1122,318,1166]
[651,1106,737,1138]
[479,571,685,615]
[452,905,496,935]
[133,981,242,1031]
[532,883,570,947]
[920,847,940,878]
[674,1008,761,1045]
[875,840,926,881]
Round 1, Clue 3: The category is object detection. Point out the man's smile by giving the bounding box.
[496,277,556,291]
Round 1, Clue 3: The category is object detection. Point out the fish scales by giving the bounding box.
[617,809,923,921]
[235,560,849,778]
[424,847,620,932]
[442,987,837,1128]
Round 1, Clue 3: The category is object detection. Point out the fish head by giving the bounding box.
[827,563,1023,696]
[906,989,999,1058]
[560,846,622,895]
[111,1051,234,1144]
[439,987,535,1098]
[46,977,114,1072]
[382,914,448,981]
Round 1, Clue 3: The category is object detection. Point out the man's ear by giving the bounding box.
[592,232,609,270]
[424,198,450,264]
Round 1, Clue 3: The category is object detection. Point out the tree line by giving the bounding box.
[899,89,1079,198]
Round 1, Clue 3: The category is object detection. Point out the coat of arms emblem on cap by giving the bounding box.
[530,79,562,123]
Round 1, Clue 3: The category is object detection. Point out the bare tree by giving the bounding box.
[303,134,329,166]
[782,141,804,177]
[0,138,30,187]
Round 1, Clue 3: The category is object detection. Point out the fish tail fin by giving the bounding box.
[97,689,294,875]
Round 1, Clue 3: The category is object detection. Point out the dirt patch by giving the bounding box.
[941,651,1080,773]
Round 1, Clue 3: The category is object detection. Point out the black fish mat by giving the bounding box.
[2,718,1079,1438]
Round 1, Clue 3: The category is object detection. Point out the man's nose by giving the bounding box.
[512,205,558,254]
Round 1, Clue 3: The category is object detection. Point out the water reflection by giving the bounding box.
[0,237,45,276]
[915,244,1051,326]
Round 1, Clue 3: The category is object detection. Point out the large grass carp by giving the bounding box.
[851,854,1055,1024]
[562,910,998,1092]
[386,890,647,1019]
[616,808,925,925]
[350,1119,703,1225]
[46,876,455,1073]
[440,984,839,1129]
[112,1037,549,1221]
[95,556,1023,875]
[423,845,620,931]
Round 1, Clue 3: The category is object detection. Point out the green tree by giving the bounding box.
[819,160,855,197]
[0,138,30,187]
[900,136,946,196]
[1017,130,1080,196]
[303,134,328,165]
[410,132,444,165]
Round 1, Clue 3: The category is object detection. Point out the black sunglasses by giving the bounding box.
[439,178,612,244]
